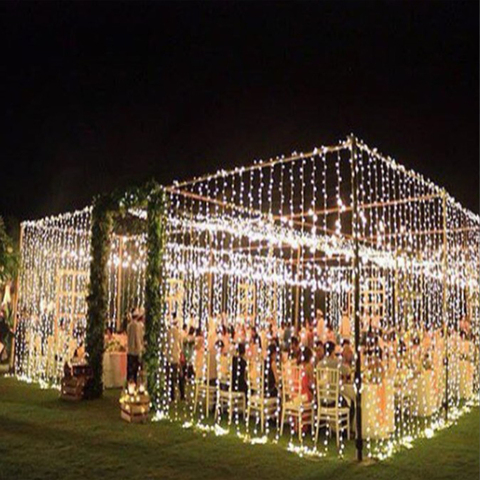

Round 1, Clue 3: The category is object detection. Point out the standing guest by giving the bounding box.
[339,310,351,340]
[315,309,326,343]
[126,310,145,383]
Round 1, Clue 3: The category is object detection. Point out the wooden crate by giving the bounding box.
[120,393,150,423]
[60,364,92,401]
[61,376,86,401]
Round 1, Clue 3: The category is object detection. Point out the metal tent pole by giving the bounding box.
[9,223,24,373]
[350,135,363,462]
[442,191,449,421]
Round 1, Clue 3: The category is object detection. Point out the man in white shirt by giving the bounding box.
[127,311,145,383]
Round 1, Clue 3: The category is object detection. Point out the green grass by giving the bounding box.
[0,376,478,480]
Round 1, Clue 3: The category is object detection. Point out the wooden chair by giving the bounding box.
[215,354,247,425]
[193,350,216,417]
[315,367,350,447]
[246,359,279,432]
[280,362,314,441]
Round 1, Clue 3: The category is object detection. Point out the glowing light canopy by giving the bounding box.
[14,136,480,460]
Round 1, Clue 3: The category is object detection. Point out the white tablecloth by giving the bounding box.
[459,360,474,399]
[341,380,395,439]
[411,369,442,417]
[103,352,127,388]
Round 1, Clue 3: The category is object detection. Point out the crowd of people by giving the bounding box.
[163,309,357,404]
[121,306,476,412]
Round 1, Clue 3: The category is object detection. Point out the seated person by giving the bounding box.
[104,326,114,343]
[363,346,385,382]
[236,324,247,344]
[341,339,354,367]
[232,343,248,394]
[206,340,223,385]
[339,310,351,339]
[72,343,86,363]
[282,321,293,351]
[216,339,228,368]
[183,326,196,379]
[298,346,314,402]
[315,309,326,342]
[247,330,262,360]
[289,336,301,361]
[193,328,205,375]
[320,341,350,378]
[325,323,336,344]
[264,344,279,398]
[313,339,325,364]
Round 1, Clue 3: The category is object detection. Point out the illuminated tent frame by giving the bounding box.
[13,136,480,461]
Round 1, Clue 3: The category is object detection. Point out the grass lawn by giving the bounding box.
[0,376,478,480]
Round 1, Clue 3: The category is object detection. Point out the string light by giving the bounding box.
[14,136,480,461]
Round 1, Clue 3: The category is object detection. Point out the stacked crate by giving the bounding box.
[119,385,150,423]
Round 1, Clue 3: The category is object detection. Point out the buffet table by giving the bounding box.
[103,351,127,388]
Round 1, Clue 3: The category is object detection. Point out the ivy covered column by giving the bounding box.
[144,185,168,412]
[86,195,113,398]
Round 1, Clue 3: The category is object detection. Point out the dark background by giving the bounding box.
[1,1,478,224]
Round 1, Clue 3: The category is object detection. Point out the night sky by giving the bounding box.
[1,1,478,224]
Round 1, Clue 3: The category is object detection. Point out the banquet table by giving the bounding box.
[459,360,473,399]
[103,351,127,388]
[411,369,442,417]
[341,379,395,439]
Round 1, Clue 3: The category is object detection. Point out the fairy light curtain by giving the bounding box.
[106,233,147,331]
[15,209,149,385]
[13,135,479,460]
[15,208,92,384]
[158,137,479,459]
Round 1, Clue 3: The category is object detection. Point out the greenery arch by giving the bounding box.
[86,181,167,406]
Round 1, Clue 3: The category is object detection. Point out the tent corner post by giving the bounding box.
[350,134,363,462]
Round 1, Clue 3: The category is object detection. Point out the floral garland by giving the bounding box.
[86,194,113,398]
[85,182,167,400]
[144,184,167,410]
[0,216,18,284]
